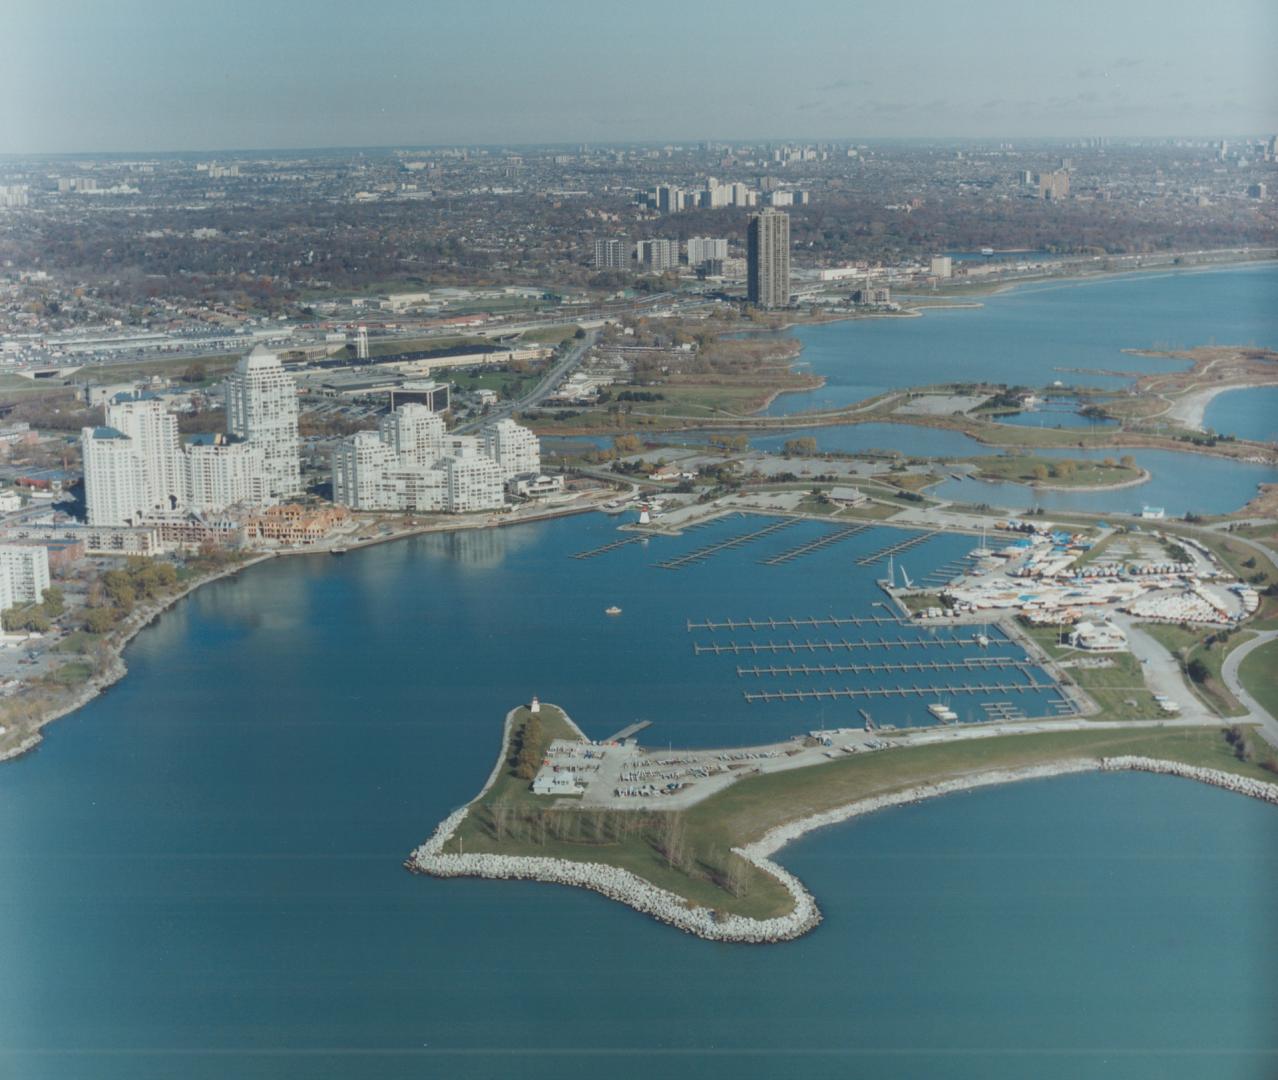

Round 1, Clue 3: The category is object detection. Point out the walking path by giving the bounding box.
[1220,630,1278,749]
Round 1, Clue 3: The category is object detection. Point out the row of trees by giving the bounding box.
[1,586,65,633]
[509,713,544,781]
[83,560,179,633]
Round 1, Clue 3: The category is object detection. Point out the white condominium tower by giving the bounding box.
[330,405,537,513]
[482,418,541,480]
[81,425,148,526]
[747,207,791,310]
[225,346,301,499]
[103,391,184,512]
[379,403,445,466]
[81,391,182,527]
[184,435,264,514]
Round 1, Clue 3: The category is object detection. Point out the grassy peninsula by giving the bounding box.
[434,705,1275,922]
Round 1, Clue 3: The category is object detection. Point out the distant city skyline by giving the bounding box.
[3,0,1275,154]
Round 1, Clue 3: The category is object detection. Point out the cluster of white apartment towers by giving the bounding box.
[332,408,540,513]
[81,346,301,527]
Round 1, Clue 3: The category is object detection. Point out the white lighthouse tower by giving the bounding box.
[638,503,650,525]
[529,695,541,714]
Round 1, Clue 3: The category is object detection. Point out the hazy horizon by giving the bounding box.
[4,0,1274,155]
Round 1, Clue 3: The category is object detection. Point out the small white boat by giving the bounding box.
[605,605,622,616]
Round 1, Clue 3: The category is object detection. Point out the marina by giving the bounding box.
[735,657,1035,677]
[656,515,800,569]
[760,523,872,564]
[854,528,941,566]
[740,680,1061,703]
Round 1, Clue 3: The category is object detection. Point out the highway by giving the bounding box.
[453,327,600,435]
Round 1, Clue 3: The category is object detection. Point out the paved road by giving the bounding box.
[1221,629,1278,749]
[453,328,600,435]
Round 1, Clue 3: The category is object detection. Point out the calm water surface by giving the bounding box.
[932,447,1278,516]
[768,264,1278,415]
[1,514,1275,1079]
[1204,385,1278,444]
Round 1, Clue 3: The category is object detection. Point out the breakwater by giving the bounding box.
[408,736,1278,944]
[1099,756,1278,804]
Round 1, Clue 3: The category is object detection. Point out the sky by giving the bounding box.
[2,0,1275,154]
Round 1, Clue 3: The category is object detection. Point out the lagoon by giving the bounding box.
[768,264,1278,416]
[931,447,1278,516]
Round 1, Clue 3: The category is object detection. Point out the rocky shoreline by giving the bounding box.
[407,753,1278,944]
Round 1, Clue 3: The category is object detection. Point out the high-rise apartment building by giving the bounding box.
[331,407,536,513]
[104,391,184,513]
[1037,169,1070,200]
[81,426,148,527]
[0,545,51,609]
[593,238,629,269]
[482,419,541,480]
[687,237,729,267]
[747,208,791,309]
[184,436,264,514]
[224,346,301,499]
[636,239,678,272]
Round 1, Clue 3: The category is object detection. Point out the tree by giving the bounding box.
[41,586,65,617]
[1186,658,1210,684]
[1120,455,1136,469]
[783,437,819,457]
[84,607,118,633]
[1032,464,1050,482]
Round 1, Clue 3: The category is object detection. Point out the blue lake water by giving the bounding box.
[1204,385,1278,444]
[1,512,1275,1079]
[768,263,1278,416]
[993,396,1117,430]
[932,447,1278,517]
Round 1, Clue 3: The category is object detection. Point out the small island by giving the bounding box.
[409,701,1278,943]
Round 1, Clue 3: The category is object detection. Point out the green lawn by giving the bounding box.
[969,454,1143,488]
[433,703,1273,922]
[1238,639,1278,722]
[1021,624,1165,721]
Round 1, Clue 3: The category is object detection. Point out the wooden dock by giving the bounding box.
[742,680,1056,703]
[693,636,986,655]
[570,535,646,560]
[687,614,905,632]
[854,529,941,566]
[760,524,871,565]
[735,657,1033,678]
[657,517,800,570]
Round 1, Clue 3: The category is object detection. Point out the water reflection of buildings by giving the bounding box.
[419,524,537,570]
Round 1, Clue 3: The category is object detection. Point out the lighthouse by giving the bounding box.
[530,695,541,714]
[638,503,650,525]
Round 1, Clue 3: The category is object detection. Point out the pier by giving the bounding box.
[693,636,990,655]
[760,524,871,565]
[741,680,1058,703]
[657,518,800,570]
[854,529,942,566]
[571,535,646,560]
[605,719,653,742]
[687,614,905,631]
[735,657,1035,678]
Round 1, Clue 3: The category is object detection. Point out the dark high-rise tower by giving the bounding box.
[747,208,790,309]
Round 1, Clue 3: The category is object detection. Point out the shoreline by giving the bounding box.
[0,497,617,767]
[408,750,1278,945]
[1164,381,1275,432]
[0,553,275,765]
